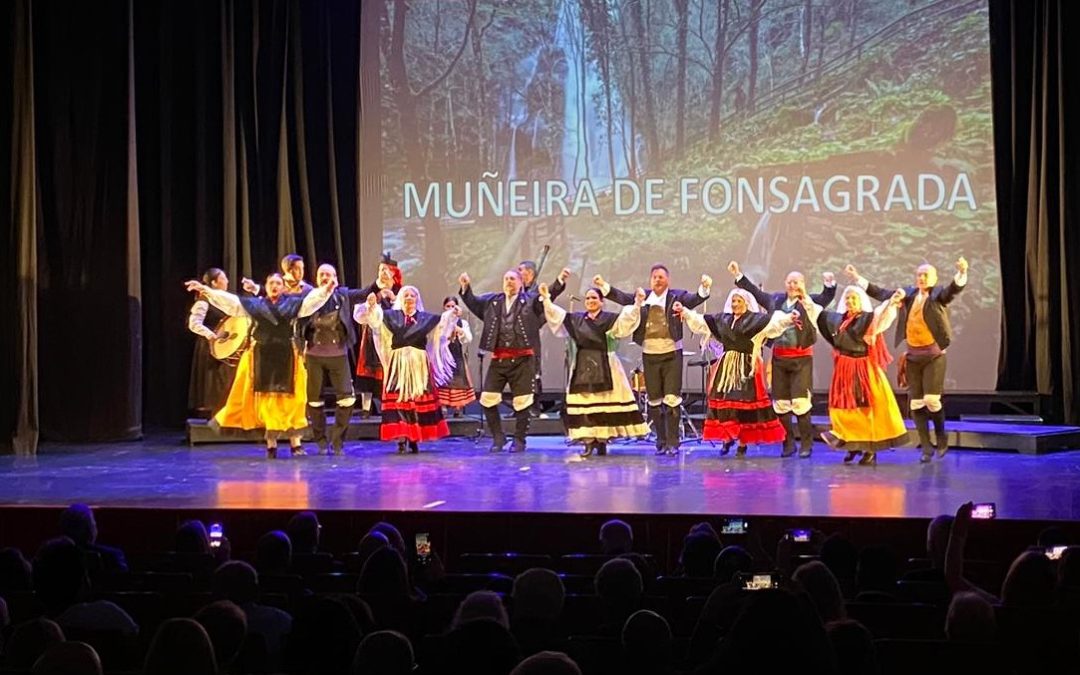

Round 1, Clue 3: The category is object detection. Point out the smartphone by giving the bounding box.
[971,503,996,520]
[415,532,431,564]
[788,528,812,543]
[209,523,223,549]
[1046,545,1068,561]
[721,518,749,535]
[740,572,779,591]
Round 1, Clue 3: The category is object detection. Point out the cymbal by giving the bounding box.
[688,359,715,367]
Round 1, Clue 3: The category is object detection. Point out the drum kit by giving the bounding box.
[621,345,709,444]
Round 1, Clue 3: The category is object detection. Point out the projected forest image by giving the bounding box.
[360,0,1000,389]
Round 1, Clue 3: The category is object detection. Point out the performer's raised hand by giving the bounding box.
[379,288,396,304]
[890,288,906,306]
[185,280,208,295]
[671,300,685,319]
[634,287,646,306]
[727,261,740,277]
[538,282,550,300]
[592,274,605,288]
[844,264,859,281]
[701,274,713,290]
[458,272,470,288]
[320,276,338,292]
[558,267,571,284]
[956,256,969,275]
[822,271,836,285]
[241,277,258,294]
[366,293,378,308]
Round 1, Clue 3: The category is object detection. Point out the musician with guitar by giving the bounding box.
[187,268,238,418]
[184,273,336,459]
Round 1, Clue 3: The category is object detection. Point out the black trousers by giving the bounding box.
[907,353,946,399]
[483,356,537,400]
[772,356,813,401]
[305,354,355,403]
[643,350,682,401]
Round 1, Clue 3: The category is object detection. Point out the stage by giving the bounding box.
[3,431,1080,520]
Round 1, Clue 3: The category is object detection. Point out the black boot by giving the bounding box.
[596,442,608,456]
[664,405,681,455]
[778,414,796,457]
[579,441,594,458]
[913,409,933,463]
[331,404,353,456]
[511,408,530,453]
[649,405,666,455]
[308,405,328,455]
[930,409,948,457]
[484,406,506,452]
[796,413,814,458]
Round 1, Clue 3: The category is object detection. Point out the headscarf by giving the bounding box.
[722,288,763,314]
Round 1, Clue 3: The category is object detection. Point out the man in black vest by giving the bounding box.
[846,257,969,462]
[594,265,712,455]
[302,264,371,456]
[727,260,836,458]
[459,269,547,453]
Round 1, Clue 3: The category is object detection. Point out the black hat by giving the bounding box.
[381,251,398,267]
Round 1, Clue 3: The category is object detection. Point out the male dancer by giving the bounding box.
[593,266,712,455]
[303,264,371,456]
[846,257,969,462]
[519,260,571,414]
[459,269,546,453]
[727,261,836,457]
[242,253,313,296]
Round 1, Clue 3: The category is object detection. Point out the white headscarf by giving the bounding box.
[392,285,425,313]
[722,288,763,314]
[839,285,874,314]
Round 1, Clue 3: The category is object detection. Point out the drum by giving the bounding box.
[209,315,254,366]
[630,368,647,393]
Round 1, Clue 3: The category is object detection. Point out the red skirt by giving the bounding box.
[703,362,786,445]
[380,388,449,442]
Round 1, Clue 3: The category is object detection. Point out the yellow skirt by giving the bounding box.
[214,346,308,433]
[829,362,909,452]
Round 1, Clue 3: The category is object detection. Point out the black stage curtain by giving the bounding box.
[1,0,1078,452]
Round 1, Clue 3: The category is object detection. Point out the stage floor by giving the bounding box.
[3,435,1080,520]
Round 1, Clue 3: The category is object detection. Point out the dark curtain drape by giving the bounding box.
[3,0,1080,452]
[990,0,1080,424]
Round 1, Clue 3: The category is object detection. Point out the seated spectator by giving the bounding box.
[903,515,954,584]
[144,618,218,675]
[945,591,997,642]
[212,560,292,670]
[356,531,390,569]
[677,531,724,578]
[368,522,408,563]
[285,596,363,675]
[1037,525,1068,549]
[352,630,415,675]
[366,522,431,599]
[3,618,65,671]
[511,568,567,658]
[688,581,744,665]
[617,552,657,590]
[792,561,847,623]
[32,641,102,675]
[599,520,633,555]
[594,558,643,636]
[443,617,520,675]
[31,538,137,637]
[820,534,858,597]
[194,600,247,673]
[826,619,879,675]
[358,547,421,636]
[256,530,293,576]
[510,651,581,675]
[175,520,212,555]
[58,504,127,574]
[452,590,509,630]
[287,511,322,555]
[854,545,898,602]
[714,545,753,584]
[1000,551,1056,607]
[621,609,672,675]
[335,594,377,635]
[1057,546,1080,591]
[0,547,33,593]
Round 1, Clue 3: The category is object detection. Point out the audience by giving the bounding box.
[1000,550,1056,607]
[510,651,581,675]
[31,537,138,637]
[945,591,997,642]
[31,640,102,675]
[511,568,567,657]
[452,590,510,630]
[678,531,724,578]
[256,530,293,576]
[599,519,633,555]
[0,547,34,593]
[826,619,879,675]
[443,617,520,675]
[622,609,673,675]
[854,545,899,602]
[287,511,322,555]
[58,504,128,574]
[352,630,415,675]
[820,534,858,596]
[3,618,65,671]
[285,596,363,675]
[175,520,212,555]
[793,561,847,623]
[194,600,248,672]
[211,560,292,669]
[143,618,218,675]
[595,558,644,636]
[713,545,753,583]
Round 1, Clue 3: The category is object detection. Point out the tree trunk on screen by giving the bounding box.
[800,0,812,83]
[629,0,659,167]
[674,0,688,158]
[708,0,729,141]
[747,0,763,115]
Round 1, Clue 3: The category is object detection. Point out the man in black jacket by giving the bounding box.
[459,269,547,453]
[727,260,836,458]
[847,257,969,462]
[594,265,712,455]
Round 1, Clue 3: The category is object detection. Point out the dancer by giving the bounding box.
[846,258,969,462]
[187,268,238,418]
[355,253,404,418]
[302,264,370,456]
[183,274,335,458]
[241,253,313,297]
[593,266,712,455]
[674,289,798,457]
[727,261,836,457]
[354,287,456,453]
[808,285,909,465]
[437,296,477,416]
[519,261,571,415]
[538,283,650,457]
[459,269,546,453]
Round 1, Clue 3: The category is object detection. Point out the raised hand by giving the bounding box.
[701,274,713,290]
[558,267,571,284]
[185,280,208,294]
[822,271,835,285]
[890,288,906,305]
[671,300,685,319]
[366,293,378,308]
[956,256,969,275]
[241,277,258,294]
[634,287,646,305]
[321,276,338,292]
[538,282,550,300]
[459,272,470,287]
[592,274,605,288]
[379,288,396,304]
[727,260,740,277]
[844,264,859,281]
